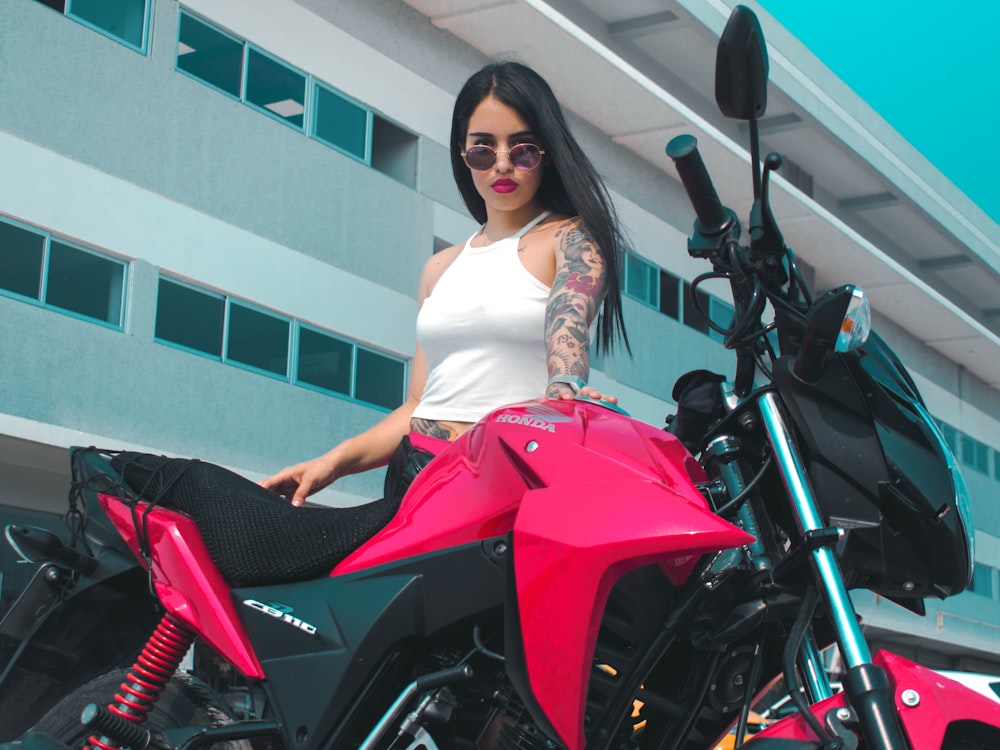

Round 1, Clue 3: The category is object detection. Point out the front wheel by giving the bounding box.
[29,667,242,748]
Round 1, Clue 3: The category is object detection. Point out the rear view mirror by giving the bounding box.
[715,5,768,121]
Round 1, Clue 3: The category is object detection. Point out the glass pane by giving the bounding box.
[625,255,647,301]
[646,265,659,308]
[975,442,989,473]
[176,12,244,98]
[659,270,680,319]
[46,241,125,325]
[297,327,353,395]
[355,348,404,409]
[314,84,368,160]
[227,302,289,376]
[68,0,147,49]
[0,221,45,300]
[155,278,224,356]
[971,564,993,596]
[246,48,305,128]
[961,435,976,467]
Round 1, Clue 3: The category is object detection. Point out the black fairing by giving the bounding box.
[232,539,508,750]
[772,331,971,602]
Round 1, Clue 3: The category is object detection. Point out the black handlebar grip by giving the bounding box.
[666,135,728,234]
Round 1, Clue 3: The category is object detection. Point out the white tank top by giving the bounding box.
[412,211,552,423]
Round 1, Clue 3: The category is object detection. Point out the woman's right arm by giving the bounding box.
[260,345,429,506]
[260,247,456,506]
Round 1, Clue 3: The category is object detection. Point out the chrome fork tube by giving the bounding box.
[799,632,834,702]
[758,391,909,750]
[756,392,871,669]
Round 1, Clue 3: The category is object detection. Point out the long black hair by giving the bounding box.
[450,61,630,354]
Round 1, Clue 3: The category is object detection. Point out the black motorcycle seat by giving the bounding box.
[70,448,400,587]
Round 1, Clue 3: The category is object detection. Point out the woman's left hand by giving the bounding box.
[546,381,618,405]
[578,385,617,404]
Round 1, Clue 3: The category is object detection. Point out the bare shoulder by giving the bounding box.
[521,213,578,253]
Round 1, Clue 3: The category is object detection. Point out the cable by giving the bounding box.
[781,588,838,747]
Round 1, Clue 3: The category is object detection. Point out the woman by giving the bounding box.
[262,61,629,506]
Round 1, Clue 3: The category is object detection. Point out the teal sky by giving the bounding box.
[756,0,1000,225]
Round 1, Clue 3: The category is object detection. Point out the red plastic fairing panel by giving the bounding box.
[98,494,265,679]
[881,651,1000,746]
[513,479,754,750]
[751,651,1000,746]
[335,399,710,576]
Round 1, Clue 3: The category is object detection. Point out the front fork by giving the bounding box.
[757,391,909,750]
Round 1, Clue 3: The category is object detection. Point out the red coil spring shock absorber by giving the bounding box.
[85,613,195,750]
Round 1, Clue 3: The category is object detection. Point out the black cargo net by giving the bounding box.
[82,451,399,586]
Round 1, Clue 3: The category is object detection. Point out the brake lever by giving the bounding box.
[748,152,788,289]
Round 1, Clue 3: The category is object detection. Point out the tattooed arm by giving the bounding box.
[544,219,608,399]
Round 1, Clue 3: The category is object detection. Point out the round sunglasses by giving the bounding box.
[462,143,545,171]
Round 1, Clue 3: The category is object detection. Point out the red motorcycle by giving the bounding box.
[4,6,999,750]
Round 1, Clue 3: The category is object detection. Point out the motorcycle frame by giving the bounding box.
[95,401,756,750]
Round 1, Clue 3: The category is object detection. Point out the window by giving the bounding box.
[32,0,150,52]
[67,0,149,51]
[296,326,353,396]
[0,218,126,328]
[227,302,290,377]
[971,564,995,598]
[355,347,406,410]
[173,12,418,187]
[46,241,125,326]
[154,275,406,410]
[961,434,990,475]
[155,278,225,356]
[683,282,711,334]
[936,420,958,454]
[245,48,306,129]
[176,12,244,98]
[624,253,659,308]
[659,270,680,319]
[313,83,369,161]
[0,220,45,299]
[371,115,418,187]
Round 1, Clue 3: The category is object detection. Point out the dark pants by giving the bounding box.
[383,434,438,505]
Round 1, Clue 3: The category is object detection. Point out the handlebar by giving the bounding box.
[666,135,732,236]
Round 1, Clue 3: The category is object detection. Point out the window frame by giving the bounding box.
[242,44,309,131]
[174,9,246,101]
[154,275,227,360]
[623,251,660,310]
[153,274,406,411]
[0,216,47,304]
[224,298,292,380]
[0,217,128,331]
[63,0,152,54]
[293,321,357,400]
[311,80,372,164]
[354,343,408,412]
